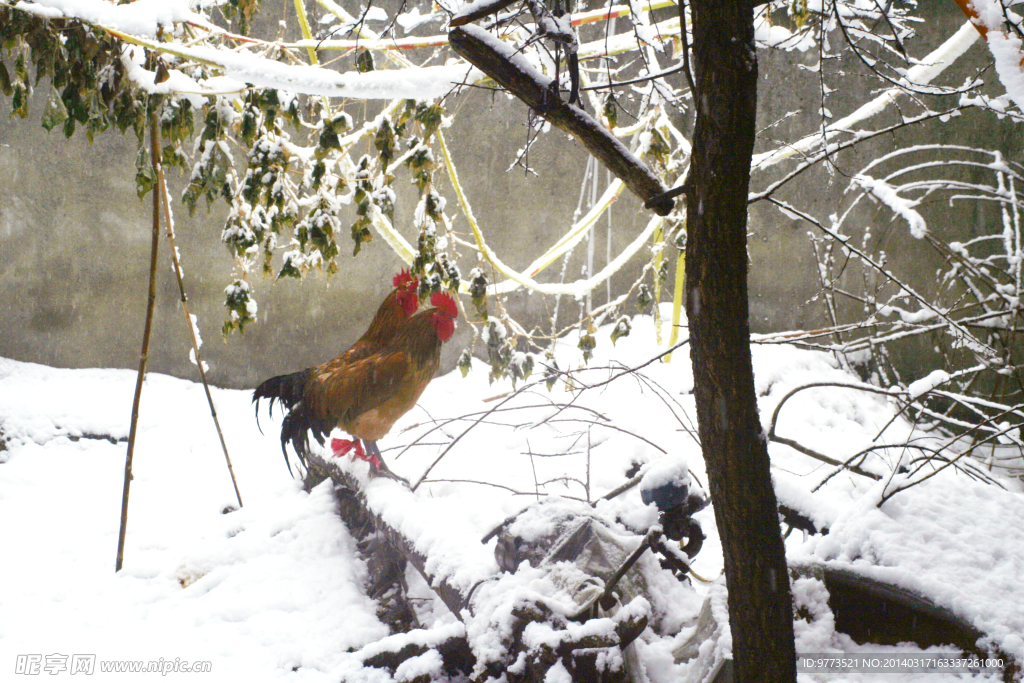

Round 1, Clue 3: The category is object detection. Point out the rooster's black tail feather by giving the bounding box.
[253,369,312,416]
[254,368,329,475]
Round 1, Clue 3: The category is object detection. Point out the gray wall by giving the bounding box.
[0,88,623,388]
[0,3,1008,388]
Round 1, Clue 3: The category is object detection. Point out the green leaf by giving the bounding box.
[13,51,28,83]
[277,257,302,280]
[355,49,374,73]
[469,269,488,320]
[41,87,68,131]
[11,53,30,118]
[578,331,596,363]
[791,0,810,29]
[414,103,444,137]
[374,117,395,168]
[510,353,533,385]
[350,216,372,256]
[154,59,170,84]
[637,283,652,313]
[610,316,631,346]
[223,279,257,335]
[458,349,473,378]
[239,103,259,147]
[223,0,262,36]
[544,356,560,391]
[658,258,670,284]
[134,147,155,199]
[440,252,460,291]
[11,82,29,119]
[602,94,617,129]
[0,60,11,97]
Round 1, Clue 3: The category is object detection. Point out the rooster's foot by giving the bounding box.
[361,441,409,485]
[368,463,409,486]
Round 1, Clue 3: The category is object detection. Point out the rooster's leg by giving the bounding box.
[363,440,407,484]
[363,440,384,471]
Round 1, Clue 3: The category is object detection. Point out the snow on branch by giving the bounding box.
[161,35,483,100]
[290,0,679,56]
[449,0,520,27]
[751,21,981,171]
[303,450,657,681]
[955,0,1024,112]
[448,24,674,215]
[12,0,213,37]
[852,174,927,239]
[13,0,484,100]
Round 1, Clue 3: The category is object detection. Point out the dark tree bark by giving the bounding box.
[684,2,797,681]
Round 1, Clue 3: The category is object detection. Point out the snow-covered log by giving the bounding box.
[821,566,992,659]
[448,24,675,216]
[304,451,653,681]
[305,452,470,617]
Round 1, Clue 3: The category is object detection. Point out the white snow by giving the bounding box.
[752,21,982,171]
[14,0,213,37]
[1,305,1022,680]
[167,52,479,101]
[450,0,510,25]
[639,454,690,492]
[853,174,928,239]
[970,0,1024,113]
[14,0,484,101]
[754,13,814,52]
[0,358,388,680]
[794,474,1024,664]
[396,8,439,34]
[907,369,951,400]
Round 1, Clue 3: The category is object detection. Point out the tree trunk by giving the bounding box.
[684,2,797,681]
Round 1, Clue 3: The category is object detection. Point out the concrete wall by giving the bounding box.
[0,88,625,388]
[0,3,1007,388]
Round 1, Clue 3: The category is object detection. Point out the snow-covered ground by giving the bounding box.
[1,306,1022,682]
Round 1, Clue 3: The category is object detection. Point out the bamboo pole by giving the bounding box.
[153,123,244,510]
[115,112,162,572]
[664,250,685,363]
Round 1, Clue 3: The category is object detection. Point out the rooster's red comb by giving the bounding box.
[431,291,459,319]
[393,269,418,290]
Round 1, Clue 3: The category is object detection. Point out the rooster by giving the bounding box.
[253,270,419,472]
[254,280,458,477]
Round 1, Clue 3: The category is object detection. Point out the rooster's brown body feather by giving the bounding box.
[307,310,444,441]
[254,284,457,474]
[254,275,422,470]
